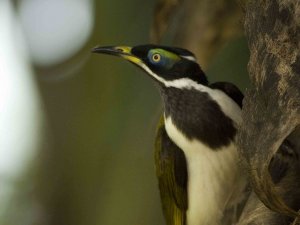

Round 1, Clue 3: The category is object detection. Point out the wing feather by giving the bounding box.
[155,117,188,225]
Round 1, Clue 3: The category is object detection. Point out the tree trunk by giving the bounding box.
[238,0,300,224]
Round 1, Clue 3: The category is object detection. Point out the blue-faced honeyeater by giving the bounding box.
[92,45,248,225]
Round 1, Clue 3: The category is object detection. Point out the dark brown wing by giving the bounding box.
[209,82,244,108]
[155,117,188,225]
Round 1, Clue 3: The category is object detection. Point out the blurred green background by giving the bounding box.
[0,1,249,225]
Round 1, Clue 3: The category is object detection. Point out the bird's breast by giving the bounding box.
[164,116,240,225]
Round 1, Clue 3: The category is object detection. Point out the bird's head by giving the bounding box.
[92,45,208,87]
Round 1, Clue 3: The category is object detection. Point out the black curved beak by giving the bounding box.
[92,46,131,56]
[92,45,142,65]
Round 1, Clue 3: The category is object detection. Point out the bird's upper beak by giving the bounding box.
[92,46,142,65]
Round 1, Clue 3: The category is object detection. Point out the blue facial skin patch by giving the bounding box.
[148,49,181,69]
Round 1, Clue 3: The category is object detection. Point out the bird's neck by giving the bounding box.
[159,85,237,149]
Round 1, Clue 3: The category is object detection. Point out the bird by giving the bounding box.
[92,45,248,225]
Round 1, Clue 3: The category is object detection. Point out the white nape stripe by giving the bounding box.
[140,63,242,124]
[181,55,197,62]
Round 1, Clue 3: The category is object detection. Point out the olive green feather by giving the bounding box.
[155,116,188,225]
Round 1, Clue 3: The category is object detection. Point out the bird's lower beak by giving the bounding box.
[92,46,142,65]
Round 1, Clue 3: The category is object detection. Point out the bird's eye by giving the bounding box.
[152,53,161,62]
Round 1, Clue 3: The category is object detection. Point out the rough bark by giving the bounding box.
[238,138,300,224]
[238,0,300,223]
